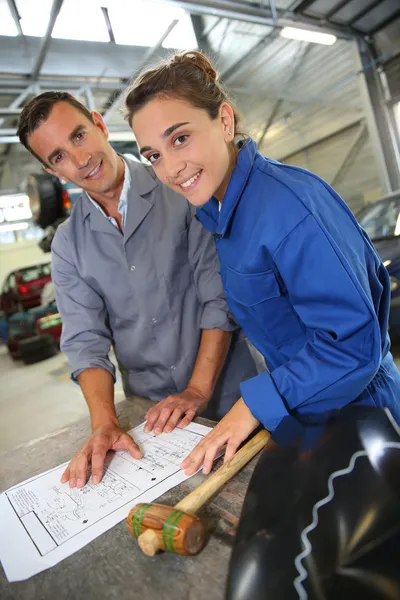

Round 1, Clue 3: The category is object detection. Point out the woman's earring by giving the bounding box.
[228,129,232,135]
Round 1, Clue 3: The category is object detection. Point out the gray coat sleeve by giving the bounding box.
[187,205,237,331]
[51,227,116,382]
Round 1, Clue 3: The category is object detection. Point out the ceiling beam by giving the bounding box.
[278,117,364,162]
[0,108,21,115]
[330,123,367,187]
[325,0,352,20]
[368,9,400,36]
[0,77,123,90]
[102,18,179,123]
[161,0,355,39]
[347,0,381,26]
[101,6,115,43]
[31,0,64,81]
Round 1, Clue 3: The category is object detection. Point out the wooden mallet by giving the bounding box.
[127,429,270,556]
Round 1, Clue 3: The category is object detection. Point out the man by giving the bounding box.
[17,92,260,489]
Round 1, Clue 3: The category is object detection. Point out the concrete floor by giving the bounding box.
[0,345,125,455]
[1,343,400,457]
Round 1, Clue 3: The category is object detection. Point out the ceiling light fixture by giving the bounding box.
[280,26,336,46]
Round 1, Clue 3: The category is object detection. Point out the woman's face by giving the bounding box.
[131,96,235,206]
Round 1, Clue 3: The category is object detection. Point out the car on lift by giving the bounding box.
[7,303,62,363]
[0,262,52,317]
[357,190,400,336]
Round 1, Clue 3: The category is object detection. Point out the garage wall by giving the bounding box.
[205,20,385,213]
[0,241,50,289]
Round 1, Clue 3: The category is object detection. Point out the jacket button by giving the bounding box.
[130,265,136,271]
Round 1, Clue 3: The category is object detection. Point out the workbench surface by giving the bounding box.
[0,397,258,600]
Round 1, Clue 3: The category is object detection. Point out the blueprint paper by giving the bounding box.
[0,422,211,582]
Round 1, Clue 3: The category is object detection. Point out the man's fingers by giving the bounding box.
[60,464,70,484]
[112,432,143,459]
[164,408,185,433]
[178,408,196,429]
[153,408,174,435]
[74,452,90,488]
[125,436,143,459]
[144,408,160,433]
[91,446,108,485]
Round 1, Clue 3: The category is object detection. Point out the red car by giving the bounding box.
[7,304,62,363]
[0,263,52,317]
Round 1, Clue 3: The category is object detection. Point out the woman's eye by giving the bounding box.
[55,154,63,163]
[148,153,160,164]
[174,135,188,146]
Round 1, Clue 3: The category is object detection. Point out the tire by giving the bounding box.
[19,335,57,365]
[38,216,68,253]
[26,173,65,229]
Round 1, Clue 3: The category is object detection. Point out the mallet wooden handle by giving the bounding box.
[135,429,270,556]
[175,429,270,515]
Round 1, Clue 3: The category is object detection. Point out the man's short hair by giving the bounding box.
[17,91,94,165]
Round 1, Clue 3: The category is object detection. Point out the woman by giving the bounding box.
[124,51,400,476]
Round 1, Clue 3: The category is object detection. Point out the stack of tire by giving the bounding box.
[26,173,68,251]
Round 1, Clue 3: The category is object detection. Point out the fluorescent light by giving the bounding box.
[0,193,30,209]
[3,205,32,222]
[0,222,29,233]
[280,26,336,46]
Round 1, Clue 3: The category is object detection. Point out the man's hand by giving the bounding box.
[60,423,142,488]
[144,386,210,435]
[180,398,260,476]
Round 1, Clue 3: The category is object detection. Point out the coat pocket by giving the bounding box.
[225,267,304,347]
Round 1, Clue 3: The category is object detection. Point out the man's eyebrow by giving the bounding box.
[140,122,190,155]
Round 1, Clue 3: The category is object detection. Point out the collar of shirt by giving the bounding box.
[86,156,131,230]
[197,138,257,238]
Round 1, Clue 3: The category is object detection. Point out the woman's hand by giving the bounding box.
[180,398,260,475]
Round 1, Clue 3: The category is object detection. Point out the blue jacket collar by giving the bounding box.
[197,138,257,237]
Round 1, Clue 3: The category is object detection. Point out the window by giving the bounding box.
[19,264,51,283]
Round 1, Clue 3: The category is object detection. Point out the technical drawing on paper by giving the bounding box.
[4,423,205,555]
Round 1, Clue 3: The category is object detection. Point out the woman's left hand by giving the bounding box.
[180,398,260,475]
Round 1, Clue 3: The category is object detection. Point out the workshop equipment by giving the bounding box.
[127,429,270,556]
[226,407,400,600]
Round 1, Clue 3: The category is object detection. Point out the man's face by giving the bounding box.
[28,102,121,196]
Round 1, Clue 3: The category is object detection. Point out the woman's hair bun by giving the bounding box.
[172,50,218,84]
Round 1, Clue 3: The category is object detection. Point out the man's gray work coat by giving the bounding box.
[51,157,260,418]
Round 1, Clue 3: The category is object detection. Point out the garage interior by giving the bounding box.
[1,0,400,597]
